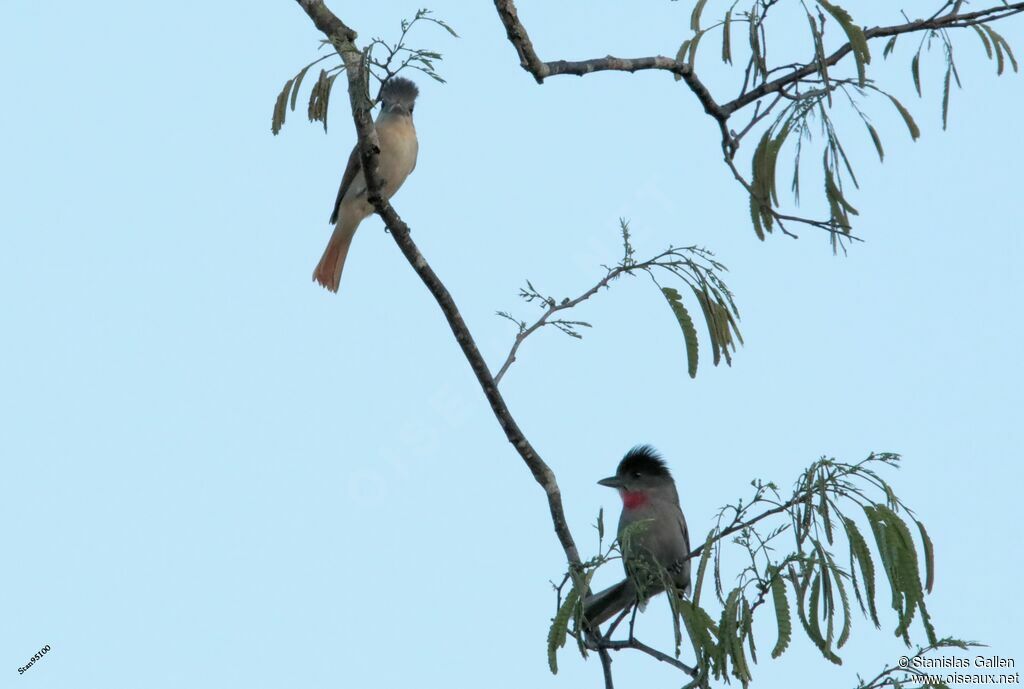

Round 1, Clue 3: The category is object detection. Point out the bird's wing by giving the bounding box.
[329,145,362,225]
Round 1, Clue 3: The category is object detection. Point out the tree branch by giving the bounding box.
[495,253,661,385]
[596,638,697,676]
[492,0,727,125]
[722,3,1024,115]
[292,0,583,567]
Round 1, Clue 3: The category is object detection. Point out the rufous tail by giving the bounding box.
[312,221,357,293]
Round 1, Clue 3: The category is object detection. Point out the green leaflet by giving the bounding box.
[742,596,757,665]
[749,194,766,240]
[878,505,936,645]
[272,79,293,135]
[720,588,752,684]
[864,504,937,646]
[546,585,578,674]
[546,569,595,674]
[660,287,699,378]
[915,519,935,594]
[865,122,885,162]
[679,599,725,680]
[864,506,901,623]
[816,0,870,85]
[722,11,733,64]
[911,52,923,97]
[690,0,709,31]
[982,25,1019,75]
[691,286,724,368]
[844,516,880,627]
[883,35,899,58]
[973,25,994,60]
[692,529,716,606]
[791,562,843,665]
[807,11,831,102]
[769,567,792,658]
[942,64,953,130]
[886,94,921,140]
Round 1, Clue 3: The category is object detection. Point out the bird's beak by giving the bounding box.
[598,476,624,489]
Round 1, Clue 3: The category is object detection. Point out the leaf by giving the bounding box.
[865,122,885,162]
[719,588,747,682]
[883,35,898,58]
[720,10,733,64]
[686,30,705,68]
[426,15,460,38]
[973,25,993,60]
[833,562,853,648]
[547,586,578,673]
[915,519,935,594]
[691,286,722,368]
[661,287,700,379]
[272,78,293,135]
[678,599,721,675]
[844,517,880,627]
[885,94,921,141]
[942,64,952,130]
[791,563,843,665]
[748,8,766,80]
[911,52,922,97]
[807,12,831,102]
[817,0,871,85]
[674,39,692,81]
[692,529,716,606]
[769,567,792,658]
[749,194,766,241]
[690,0,709,31]
[742,596,757,665]
[984,25,1019,74]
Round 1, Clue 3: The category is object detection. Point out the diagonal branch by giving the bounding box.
[293,0,583,567]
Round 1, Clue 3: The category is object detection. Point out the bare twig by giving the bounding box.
[492,0,728,125]
[293,0,584,567]
[598,647,615,689]
[494,261,639,385]
[597,638,697,675]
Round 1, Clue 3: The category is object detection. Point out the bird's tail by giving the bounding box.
[313,219,358,293]
[582,579,638,628]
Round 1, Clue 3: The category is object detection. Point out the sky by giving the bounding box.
[1,2,1022,688]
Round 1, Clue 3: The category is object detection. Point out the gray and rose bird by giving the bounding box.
[313,77,420,292]
[583,446,692,627]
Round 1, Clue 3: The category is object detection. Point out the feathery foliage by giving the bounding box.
[272,9,456,135]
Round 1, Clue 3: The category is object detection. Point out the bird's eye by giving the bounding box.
[632,471,642,479]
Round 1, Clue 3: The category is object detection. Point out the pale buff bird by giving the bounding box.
[313,77,419,292]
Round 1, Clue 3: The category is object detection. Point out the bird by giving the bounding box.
[312,77,420,292]
[583,445,692,628]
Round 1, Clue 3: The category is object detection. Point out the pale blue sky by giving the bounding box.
[2,2,1022,688]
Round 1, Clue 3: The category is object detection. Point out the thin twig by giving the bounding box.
[600,638,697,676]
[492,0,728,125]
[494,255,661,385]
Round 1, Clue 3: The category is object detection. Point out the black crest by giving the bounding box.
[380,77,419,106]
[617,445,671,478]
